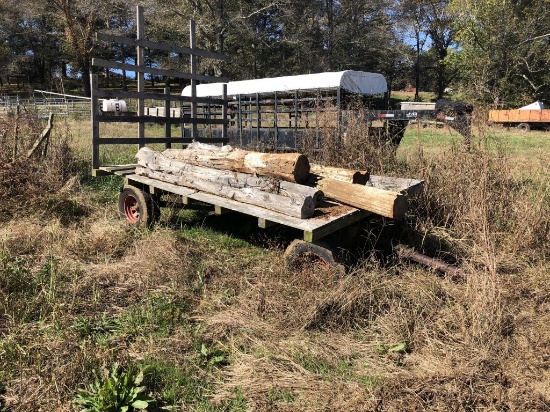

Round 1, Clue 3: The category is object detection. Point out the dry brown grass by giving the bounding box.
[299,103,402,175]
[0,112,549,411]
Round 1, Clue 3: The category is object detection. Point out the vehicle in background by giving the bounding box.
[179,71,472,149]
[489,101,549,132]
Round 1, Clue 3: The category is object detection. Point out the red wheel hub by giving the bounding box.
[123,194,140,223]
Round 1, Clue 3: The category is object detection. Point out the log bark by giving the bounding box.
[137,147,323,206]
[162,144,310,183]
[136,167,315,219]
[315,178,407,220]
[136,148,316,218]
[309,164,370,185]
[367,175,423,196]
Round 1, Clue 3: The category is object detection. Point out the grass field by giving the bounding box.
[400,124,550,174]
[0,115,549,411]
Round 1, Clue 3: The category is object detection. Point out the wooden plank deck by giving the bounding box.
[97,166,422,242]
[124,172,371,242]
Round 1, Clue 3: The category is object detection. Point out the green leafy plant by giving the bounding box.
[73,313,121,339]
[376,342,408,356]
[199,343,228,368]
[73,363,153,412]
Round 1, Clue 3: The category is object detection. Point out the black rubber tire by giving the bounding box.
[517,123,531,132]
[284,239,336,267]
[118,185,159,227]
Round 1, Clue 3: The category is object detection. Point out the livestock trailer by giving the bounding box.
[177,71,472,150]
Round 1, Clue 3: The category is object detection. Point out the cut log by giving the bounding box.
[279,181,323,207]
[162,145,310,183]
[309,164,370,185]
[367,175,424,196]
[136,167,315,219]
[137,147,323,206]
[315,178,407,220]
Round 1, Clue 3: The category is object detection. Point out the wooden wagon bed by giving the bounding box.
[99,164,422,243]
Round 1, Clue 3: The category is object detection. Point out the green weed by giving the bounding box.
[268,387,295,403]
[356,375,384,390]
[73,314,122,340]
[44,197,88,224]
[199,342,229,368]
[376,342,409,356]
[81,175,124,204]
[0,253,46,324]
[73,362,153,412]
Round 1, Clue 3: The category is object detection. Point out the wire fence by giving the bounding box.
[0,94,91,118]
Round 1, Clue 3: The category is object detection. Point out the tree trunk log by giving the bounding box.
[136,148,316,218]
[315,178,407,220]
[162,144,310,184]
[137,147,322,205]
[309,164,370,185]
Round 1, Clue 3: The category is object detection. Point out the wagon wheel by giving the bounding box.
[284,239,344,275]
[118,185,159,227]
[517,123,531,132]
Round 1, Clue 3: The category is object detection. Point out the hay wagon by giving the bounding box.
[98,161,422,265]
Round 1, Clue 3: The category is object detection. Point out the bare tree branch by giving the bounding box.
[521,33,550,44]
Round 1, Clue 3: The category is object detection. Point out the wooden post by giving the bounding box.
[294,90,298,136]
[137,6,145,148]
[91,74,100,170]
[256,92,260,147]
[337,87,341,139]
[309,164,370,185]
[315,89,320,149]
[12,104,20,161]
[164,86,171,149]
[161,146,310,183]
[315,178,408,220]
[222,84,227,145]
[190,20,198,140]
[27,113,54,159]
[249,96,253,145]
[274,91,278,149]
[238,94,243,146]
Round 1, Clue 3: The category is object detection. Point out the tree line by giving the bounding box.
[0,0,548,106]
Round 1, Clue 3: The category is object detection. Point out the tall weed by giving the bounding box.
[0,111,79,221]
[406,136,550,267]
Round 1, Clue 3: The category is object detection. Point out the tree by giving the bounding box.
[419,0,455,99]
[44,0,132,96]
[448,0,550,105]
[396,0,456,100]
[0,0,62,88]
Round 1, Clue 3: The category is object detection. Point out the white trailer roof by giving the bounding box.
[519,101,544,110]
[182,71,387,97]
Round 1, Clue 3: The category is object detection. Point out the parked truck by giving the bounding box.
[488,101,549,132]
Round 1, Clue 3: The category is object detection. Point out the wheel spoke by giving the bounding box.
[124,196,140,222]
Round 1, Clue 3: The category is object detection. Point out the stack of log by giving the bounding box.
[135,144,408,220]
